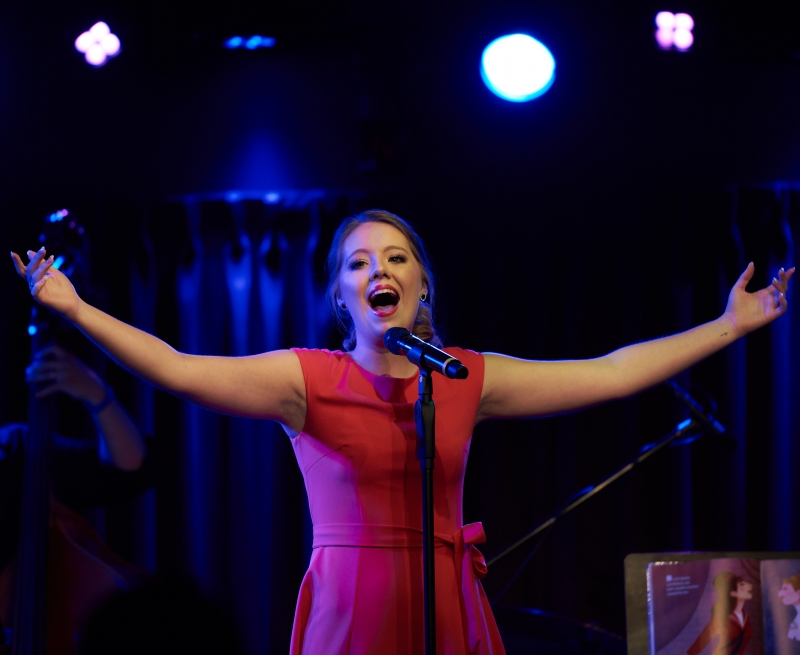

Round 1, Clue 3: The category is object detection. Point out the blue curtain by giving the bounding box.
[120,192,357,654]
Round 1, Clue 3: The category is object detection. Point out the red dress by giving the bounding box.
[289,348,505,655]
[686,611,753,655]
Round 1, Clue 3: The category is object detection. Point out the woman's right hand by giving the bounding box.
[10,248,81,321]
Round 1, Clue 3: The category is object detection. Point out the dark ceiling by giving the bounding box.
[1,0,799,210]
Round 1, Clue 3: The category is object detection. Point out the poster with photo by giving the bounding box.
[648,558,763,655]
[761,560,800,655]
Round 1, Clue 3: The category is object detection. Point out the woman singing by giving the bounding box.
[11,209,794,654]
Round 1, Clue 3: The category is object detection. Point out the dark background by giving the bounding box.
[1,0,799,652]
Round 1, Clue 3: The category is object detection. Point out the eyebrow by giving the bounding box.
[345,245,410,260]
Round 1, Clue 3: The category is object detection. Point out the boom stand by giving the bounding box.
[487,416,704,570]
[415,370,436,655]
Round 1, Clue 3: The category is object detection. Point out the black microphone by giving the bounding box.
[665,379,737,450]
[384,327,469,379]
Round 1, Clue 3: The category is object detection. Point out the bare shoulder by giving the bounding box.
[477,353,537,421]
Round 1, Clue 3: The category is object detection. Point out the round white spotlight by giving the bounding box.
[481,34,555,102]
[75,22,121,66]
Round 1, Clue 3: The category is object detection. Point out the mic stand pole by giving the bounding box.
[415,370,436,655]
[487,416,703,569]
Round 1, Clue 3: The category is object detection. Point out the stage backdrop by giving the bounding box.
[0,183,797,654]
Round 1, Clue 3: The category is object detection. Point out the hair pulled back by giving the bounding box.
[326,209,441,351]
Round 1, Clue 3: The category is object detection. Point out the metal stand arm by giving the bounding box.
[488,417,701,568]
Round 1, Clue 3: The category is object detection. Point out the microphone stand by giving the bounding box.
[488,381,729,574]
[488,415,709,570]
[415,370,436,655]
[384,327,468,655]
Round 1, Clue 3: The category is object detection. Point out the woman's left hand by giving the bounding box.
[724,263,795,337]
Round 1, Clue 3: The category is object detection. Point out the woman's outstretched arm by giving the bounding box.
[11,248,306,430]
[477,263,794,422]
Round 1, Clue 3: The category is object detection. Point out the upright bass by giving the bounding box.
[0,210,147,655]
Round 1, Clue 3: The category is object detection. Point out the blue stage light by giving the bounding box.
[28,325,37,336]
[52,255,65,270]
[481,34,555,102]
[224,36,276,50]
[47,209,69,223]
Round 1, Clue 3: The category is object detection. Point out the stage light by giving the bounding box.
[52,255,65,270]
[480,34,555,102]
[74,22,121,66]
[224,36,276,50]
[46,209,69,223]
[655,11,694,51]
[28,325,37,336]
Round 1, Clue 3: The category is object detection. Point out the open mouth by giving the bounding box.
[368,287,399,312]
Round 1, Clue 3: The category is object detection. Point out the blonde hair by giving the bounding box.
[783,575,800,592]
[326,209,441,351]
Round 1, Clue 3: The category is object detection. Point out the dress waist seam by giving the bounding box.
[312,523,455,549]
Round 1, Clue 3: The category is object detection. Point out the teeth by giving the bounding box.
[368,288,398,300]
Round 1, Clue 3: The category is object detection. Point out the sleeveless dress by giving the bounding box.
[289,348,505,655]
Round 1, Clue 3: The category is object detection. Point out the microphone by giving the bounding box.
[665,379,737,451]
[383,327,469,379]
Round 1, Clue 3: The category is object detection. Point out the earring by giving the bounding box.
[339,301,347,310]
[419,292,427,302]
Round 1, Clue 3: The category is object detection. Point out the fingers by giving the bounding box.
[778,266,795,291]
[30,255,55,286]
[12,247,50,290]
[26,360,69,399]
[26,247,47,269]
[34,386,59,399]
[10,252,27,278]
[26,360,68,382]
[33,344,66,361]
[767,266,794,313]
[735,262,755,290]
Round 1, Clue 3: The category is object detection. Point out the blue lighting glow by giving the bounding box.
[47,209,69,223]
[481,34,556,102]
[224,36,276,50]
[52,255,65,270]
[28,325,38,336]
[678,418,693,430]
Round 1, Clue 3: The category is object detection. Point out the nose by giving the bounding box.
[370,261,388,280]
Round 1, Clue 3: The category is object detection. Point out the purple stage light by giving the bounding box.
[673,28,694,50]
[654,11,694,51]
[655,27,674,49]
[655,11,676,30]
[75,21,121,66]
[674,13,694,30]
[101,33,121,56]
